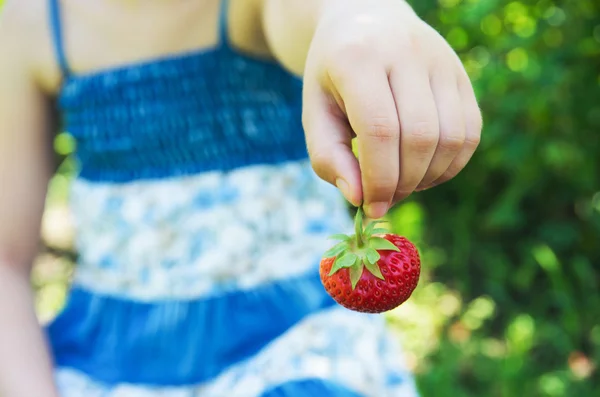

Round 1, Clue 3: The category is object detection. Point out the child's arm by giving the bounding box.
[0,3,61,397]
[262,0,483,219]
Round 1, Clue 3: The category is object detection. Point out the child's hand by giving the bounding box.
[302,0,482,219]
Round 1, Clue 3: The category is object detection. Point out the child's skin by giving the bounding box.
[0,0,482,395]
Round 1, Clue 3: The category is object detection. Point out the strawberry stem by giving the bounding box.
[323,206,401,290]
[355,206,365,247]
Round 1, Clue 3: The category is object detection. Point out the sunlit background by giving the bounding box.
[3,0,598,396]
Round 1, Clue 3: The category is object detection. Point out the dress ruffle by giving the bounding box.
[52,307,419,397]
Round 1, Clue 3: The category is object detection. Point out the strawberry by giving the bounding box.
[320,207,420,313]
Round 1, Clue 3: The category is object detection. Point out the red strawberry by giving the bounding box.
[320,207,420,313]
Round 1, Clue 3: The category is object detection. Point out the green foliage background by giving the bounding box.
[396,0,599,396]
[3,0,599,396]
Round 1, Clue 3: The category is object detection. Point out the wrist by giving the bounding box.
[318,0,414,19]
[314,0,417,40]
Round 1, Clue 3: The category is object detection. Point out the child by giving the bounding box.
[0,0,482,396]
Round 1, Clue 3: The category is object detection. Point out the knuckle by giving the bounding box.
[364,117,399,142]
[438,132,465,152]
[465,133,481,149]
[405,121,439,151]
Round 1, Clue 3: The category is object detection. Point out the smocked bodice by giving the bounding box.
[58,49,307,182]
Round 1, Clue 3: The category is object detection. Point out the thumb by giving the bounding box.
[302,84,362,207]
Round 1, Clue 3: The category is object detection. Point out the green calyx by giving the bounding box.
[323,207,400,290]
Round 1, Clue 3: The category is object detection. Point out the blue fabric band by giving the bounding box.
[46,271,335,386]
[260,379,364,397]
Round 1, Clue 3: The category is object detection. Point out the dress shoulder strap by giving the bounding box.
[48,0,72,77]
[218,0,231,50]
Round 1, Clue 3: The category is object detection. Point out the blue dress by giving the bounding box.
[45,0,420,396]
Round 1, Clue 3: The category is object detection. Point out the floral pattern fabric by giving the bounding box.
[69,161,352,300]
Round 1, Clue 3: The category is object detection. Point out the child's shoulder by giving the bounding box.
[1,0,45,28]
[0,0,63,94]
[0,0,49,53]
[0,0,273,94]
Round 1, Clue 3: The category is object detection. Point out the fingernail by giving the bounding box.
[335,178,352,203]
[364,202,389,219]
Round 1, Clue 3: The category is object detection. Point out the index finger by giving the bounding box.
[329,63,400,219]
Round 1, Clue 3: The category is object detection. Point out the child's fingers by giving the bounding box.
[329,61,401,219]
[302,83,362,207]
[416,68,466,190]
[389,61,439,204]
[428,71,482,187]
